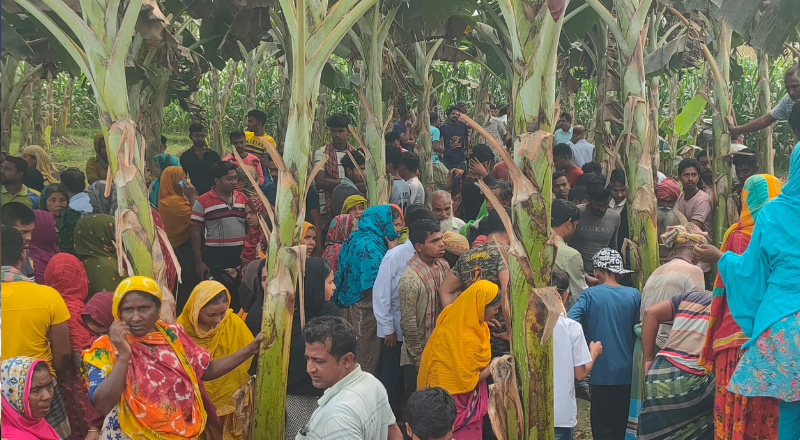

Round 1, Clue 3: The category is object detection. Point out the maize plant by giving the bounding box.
[12,0,172,294]
[251,0,379,437]
[587,0,659,287]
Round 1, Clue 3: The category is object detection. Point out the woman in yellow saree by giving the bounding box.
[177,281,255,440]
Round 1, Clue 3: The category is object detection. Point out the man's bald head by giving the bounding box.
[431,190,454,222]
[571,125,586,143]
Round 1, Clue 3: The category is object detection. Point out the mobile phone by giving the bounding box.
[178,180,187,188]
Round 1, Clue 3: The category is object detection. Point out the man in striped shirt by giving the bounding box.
[191,161,247,287]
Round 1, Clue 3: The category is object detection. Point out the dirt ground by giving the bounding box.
[575,399,593,440]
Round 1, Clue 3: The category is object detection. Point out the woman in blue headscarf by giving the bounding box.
[148,152,180,207]
[695,140,800,440]
[333,204,403,375]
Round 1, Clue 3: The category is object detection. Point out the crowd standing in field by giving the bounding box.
[2,67,800,440]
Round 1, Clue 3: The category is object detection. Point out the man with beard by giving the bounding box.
[655,177,687,263]
[180,123,222,195]
[695,149,714,194]
[568,174,621,274]
[431,190,465,233]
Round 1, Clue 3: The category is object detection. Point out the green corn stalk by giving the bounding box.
[756,50,774,175]
[587,0,658,288]
[251,0,379,437]
[0,56,42,152]
[13,0,170,290]
[702,19,732,246]
[490,0,568,436]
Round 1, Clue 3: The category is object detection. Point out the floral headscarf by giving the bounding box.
[322,214,358,273]
[1,356,61,440]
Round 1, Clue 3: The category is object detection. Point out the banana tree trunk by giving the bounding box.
[31,78,44,145]
[46,70,55,132]
[663,70,679,176]
[0,57,42,153]
[589,25,610,162]
[756,50,774,175]
[496,0,567,437]
[358,4,393,205]
[14,0,172,294]
[210,62,237,155]
[251,0,379,437]
[706,20,732,246]
[588,0,658,288]
[310,86,328,155]
[54,75,76,138]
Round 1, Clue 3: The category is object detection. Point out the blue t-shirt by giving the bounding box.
[567,284,641,385]
[554,127,574,145]
[430,126,441,163]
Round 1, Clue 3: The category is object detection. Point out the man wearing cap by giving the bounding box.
[640,225,706,350]
[568,248,641,440]
[441,230,469,268]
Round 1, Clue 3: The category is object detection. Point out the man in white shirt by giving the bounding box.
[61,168,94,213]
[399,152,425,205]
[569,125,595,168]
[554,112,574,145]
[297,316,402,440]
[551,270,602,440]
[373,207,439,405]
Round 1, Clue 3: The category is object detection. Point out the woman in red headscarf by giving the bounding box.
[44,253,104,440]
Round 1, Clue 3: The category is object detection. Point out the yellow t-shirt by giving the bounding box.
[1,281,70,376]
[244,132,276,156]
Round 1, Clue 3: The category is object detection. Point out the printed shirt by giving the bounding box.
[244,131,276,155]
[297,366,395,440]
[567,284,641,385]
[191,188,247,247]
[452,241,510,356]
[1,280,70,376]
[439,121,469,167]
[658,290,712,374]
[568,204,621,273]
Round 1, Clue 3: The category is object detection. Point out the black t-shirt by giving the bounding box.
[439,121,469,167]
[459,174,495,222]
[22,168,45,192]
[179,148,222,195]
[264,182,321,222]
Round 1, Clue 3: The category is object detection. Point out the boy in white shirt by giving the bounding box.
[552,269,603,440]
[399,151,425,205]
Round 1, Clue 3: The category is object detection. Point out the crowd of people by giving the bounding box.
[2,66,800,440]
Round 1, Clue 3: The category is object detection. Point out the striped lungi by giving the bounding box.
[637,357,715,440]
[45,385,71,439]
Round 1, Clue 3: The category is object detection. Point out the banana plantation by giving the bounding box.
[2,0,800,437]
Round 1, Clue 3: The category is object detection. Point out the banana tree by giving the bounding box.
[703,18,733,245]
[252,0,379,437]
[756,50,773,175]
[208,61,238,155]
[348,4,397,204]
[586,0,658,287]
[12,0,172,288]
[0,56,42,152]
[394,39,444,203]
[490,0,568,436]
[238,41,273,120]
[54,75,75,138]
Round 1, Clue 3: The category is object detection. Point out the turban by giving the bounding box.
[341,195,367,215]
[442,231,469,255]
[660,224,707,249]
[655,177,681,200]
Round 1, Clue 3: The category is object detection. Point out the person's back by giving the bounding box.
[553,314,595,432]
[568,283,639,384]
[569,203,621,273]
[641,257,705,347]
[390,177,410,214]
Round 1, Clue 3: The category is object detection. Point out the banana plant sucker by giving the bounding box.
[251,0,380,437]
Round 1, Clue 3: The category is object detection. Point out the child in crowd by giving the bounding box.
[567,248,640,440]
